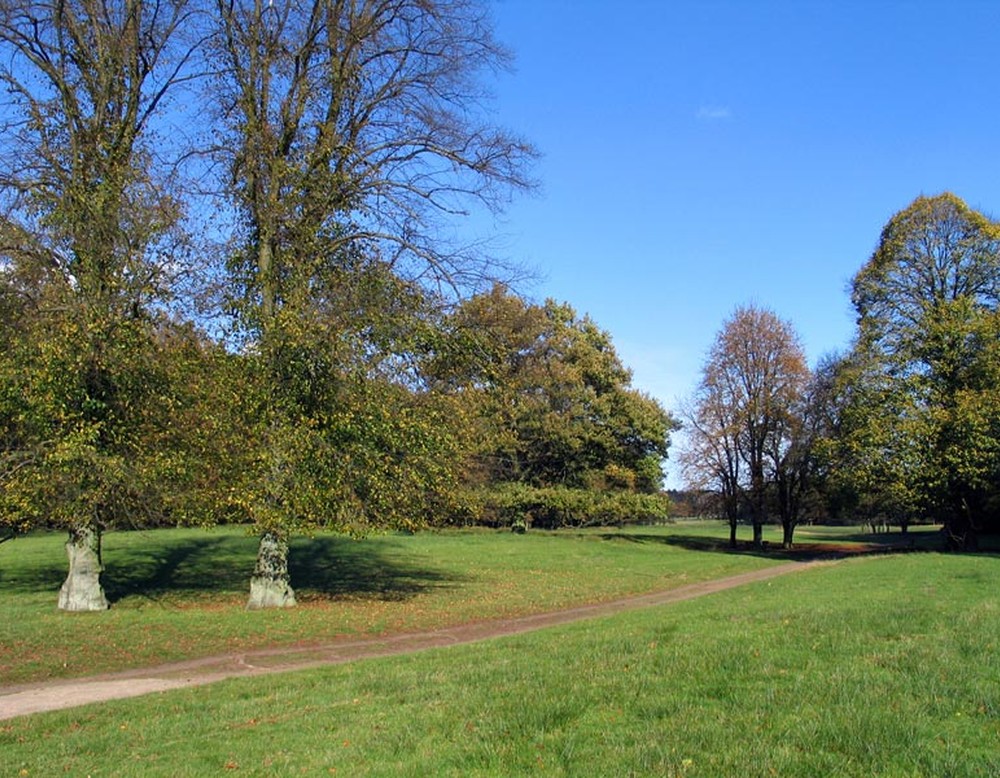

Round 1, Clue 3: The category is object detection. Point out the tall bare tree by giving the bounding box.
[679,387,743,547]
[682,305,810,548]
[0,0,201,609]
[209,0,536,607]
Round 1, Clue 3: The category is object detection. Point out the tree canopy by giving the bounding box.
[681,304,811,547]
[208,0,536,607]
[0,0,539,609]
[427,286,677,528]
[833,193,1000,547]
[0,0,201,609]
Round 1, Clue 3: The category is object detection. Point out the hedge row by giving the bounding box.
[444,483,672,529]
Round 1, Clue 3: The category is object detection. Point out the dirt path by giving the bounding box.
[0,558,838,721]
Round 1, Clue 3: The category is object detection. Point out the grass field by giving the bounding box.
[0,521,846,685]
[2,548,997,776]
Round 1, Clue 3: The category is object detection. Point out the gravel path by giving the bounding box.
[0,558,838,721]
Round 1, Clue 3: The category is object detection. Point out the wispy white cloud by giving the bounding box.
[696,105,732,121]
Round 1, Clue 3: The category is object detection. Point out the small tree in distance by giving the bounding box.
[681,304,811,548]
[425,285,677,528]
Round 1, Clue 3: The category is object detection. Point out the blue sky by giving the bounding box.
[468,0,1000,484]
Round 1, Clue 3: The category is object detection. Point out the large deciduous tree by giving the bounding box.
[210,0,535,606]
[815,349,924,533]
[681,305,810,548]
[844,193,1000,548]
[427,286,677,527]
[0,0,199,609]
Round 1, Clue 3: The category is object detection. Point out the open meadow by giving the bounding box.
[4,0,1000,774]
[2,523,997,776]
[0,522,804,686]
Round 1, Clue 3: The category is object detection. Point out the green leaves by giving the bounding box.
[455,482,672,530]
[852,193,1000,358]
[429,286,677,497]
[837,194,1000,544]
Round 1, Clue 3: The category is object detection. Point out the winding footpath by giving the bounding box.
[1,558,842,721]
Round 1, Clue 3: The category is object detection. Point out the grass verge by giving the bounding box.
[2,552,997,776]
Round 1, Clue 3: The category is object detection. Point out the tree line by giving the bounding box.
[0,0,675,610]
[681,193,1000,552]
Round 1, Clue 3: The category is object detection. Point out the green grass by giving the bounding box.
[0,523,795,685]
[3,552,997,776]
[652,518,944,548]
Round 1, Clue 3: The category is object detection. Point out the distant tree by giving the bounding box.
[210,0,535,606]
[802,353,856,525]
[769,355,832,544]
[0,0,199,609]
[682,305,810,548]
[852,193,1000,362]
[678,384,742,547]
[815,349,922,533]
[428,286,677,501]
[846,193,1000,548]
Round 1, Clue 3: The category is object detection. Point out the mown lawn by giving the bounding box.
[0,522,811,685]
[2,551,997,776]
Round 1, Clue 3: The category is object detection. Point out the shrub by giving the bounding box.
[443,484,672,529]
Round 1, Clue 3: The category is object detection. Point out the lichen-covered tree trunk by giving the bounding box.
[247,530,296,609]
[58,525,109,611]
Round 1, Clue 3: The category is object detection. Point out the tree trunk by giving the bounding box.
[728,519,737,548]
[58,525,110,611]
[247,530,297,609]
[945,522,978,551]
[782,522,794,549]
[752,521,763,549]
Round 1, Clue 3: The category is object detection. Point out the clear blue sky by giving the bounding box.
[469,0,1000,485]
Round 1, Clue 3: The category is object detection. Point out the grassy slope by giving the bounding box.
[2,552,997,777]
[0,523,796,684]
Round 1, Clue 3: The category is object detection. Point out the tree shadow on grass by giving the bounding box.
[0,559,66,595]
[596,531,933,561]
[804,531,935,547]
[0,532,258,598]
[1,531,462,605]
[102,535,253,601]
[287,535,463,602]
